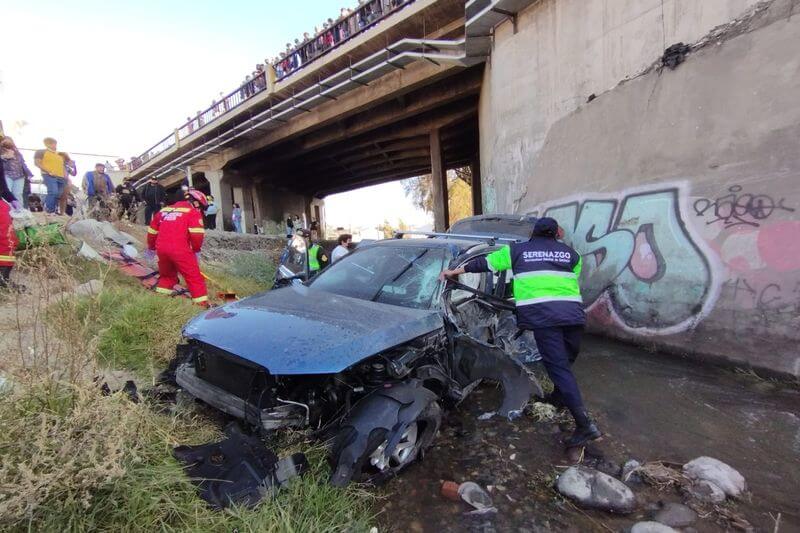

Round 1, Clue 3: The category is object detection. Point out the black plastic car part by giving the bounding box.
[173,423,308,509]
[451,332,542,419]
[329,379,441,486]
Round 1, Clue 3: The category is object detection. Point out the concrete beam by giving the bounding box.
[227,65,483,165]
[230,100,478,182]
[316,164,433,196]
[430,128,448,231]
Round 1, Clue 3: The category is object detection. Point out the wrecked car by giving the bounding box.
[175,215,542,486]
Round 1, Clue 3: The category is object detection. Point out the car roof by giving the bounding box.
[364,237,488,256]
[447,214,537,241]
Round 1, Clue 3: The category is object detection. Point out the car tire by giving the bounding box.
[330,399,441,485]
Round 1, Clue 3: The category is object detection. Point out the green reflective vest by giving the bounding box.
[486,245,583,307]
[309,244,322,272]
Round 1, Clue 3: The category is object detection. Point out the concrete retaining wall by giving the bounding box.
[479,0,800,375]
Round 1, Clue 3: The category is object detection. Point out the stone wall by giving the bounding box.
[479,0,800,375]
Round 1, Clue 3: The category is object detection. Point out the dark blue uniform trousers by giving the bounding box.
[531,325,586,415]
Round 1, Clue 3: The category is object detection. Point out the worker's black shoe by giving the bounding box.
[564,422,602,448]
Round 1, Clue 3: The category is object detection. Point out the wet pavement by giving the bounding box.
[377,335,800,532]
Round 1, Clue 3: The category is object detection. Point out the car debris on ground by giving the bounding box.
[172,424,308,509]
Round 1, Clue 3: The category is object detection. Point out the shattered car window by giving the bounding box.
[278,235,308,278]
[309,246,447,309]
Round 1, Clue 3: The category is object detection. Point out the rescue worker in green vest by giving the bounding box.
[299,229,329,275]
[439,217,601,448]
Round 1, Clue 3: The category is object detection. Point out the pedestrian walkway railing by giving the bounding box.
[130,0,537,186]
[129,0,417,172]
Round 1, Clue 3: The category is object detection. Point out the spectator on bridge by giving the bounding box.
[59,153,77,215]
[187,116,195,134]
[0,136,33,205]
[33,137,67,213]
[141,176,167,224]
[82,163,113,213]
[196,111,205,128]
[232,203,243,233]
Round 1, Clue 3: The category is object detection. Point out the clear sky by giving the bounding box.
[0,0,431,228]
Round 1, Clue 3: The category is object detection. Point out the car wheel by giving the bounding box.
[331,399,441,485]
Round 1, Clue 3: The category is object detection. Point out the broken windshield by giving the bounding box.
[309,245,447,309]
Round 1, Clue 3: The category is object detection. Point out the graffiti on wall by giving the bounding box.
[529,183,720,334]
[693,185,795,228]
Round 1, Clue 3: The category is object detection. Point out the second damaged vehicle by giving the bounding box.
[175,215,543,486]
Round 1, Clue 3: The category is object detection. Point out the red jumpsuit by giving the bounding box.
[147,200,208,304]
[0,200,17,270]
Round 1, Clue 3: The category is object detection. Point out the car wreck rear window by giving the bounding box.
[309,245,447,309]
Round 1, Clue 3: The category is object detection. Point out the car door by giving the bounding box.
[441,247,541,418]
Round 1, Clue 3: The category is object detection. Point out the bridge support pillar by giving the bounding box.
[205,169,231,230]
[470,157,482,216]
[430,128,449,231]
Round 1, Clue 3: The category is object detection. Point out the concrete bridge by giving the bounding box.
[131,0,800,377]
[130,0,534,234]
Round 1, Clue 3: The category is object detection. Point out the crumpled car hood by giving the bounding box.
[183,285,443,375]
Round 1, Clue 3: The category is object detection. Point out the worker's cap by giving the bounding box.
[532,217,558,238]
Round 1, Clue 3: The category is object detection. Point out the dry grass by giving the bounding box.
[0,244,374,532]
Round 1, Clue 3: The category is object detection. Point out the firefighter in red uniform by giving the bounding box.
[0,199,18,289]
[146,189,210,306]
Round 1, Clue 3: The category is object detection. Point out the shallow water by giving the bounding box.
[377,335,800,532]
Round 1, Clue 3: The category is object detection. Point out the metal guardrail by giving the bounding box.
[129,0,416,172]
[131,36,474,186]
[130,0,537,184]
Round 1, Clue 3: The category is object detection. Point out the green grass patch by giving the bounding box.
[65,288,198,377]
[203,251,277,298]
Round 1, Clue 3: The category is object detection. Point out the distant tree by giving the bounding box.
[402,167,473,225]
[397,218,409,232]
[448,178,472,226]
[402,175,434,213]
[376,218,394,239]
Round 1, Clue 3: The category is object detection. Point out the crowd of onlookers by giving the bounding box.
[174,1,413,157]
[127,1,413,175]
[271,0,411,79]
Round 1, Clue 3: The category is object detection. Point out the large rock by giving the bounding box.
[686,479,726,503]
[631,521,678,533]
[683,457,746,498]
[555,466,636,514]
[654,502,697,528]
